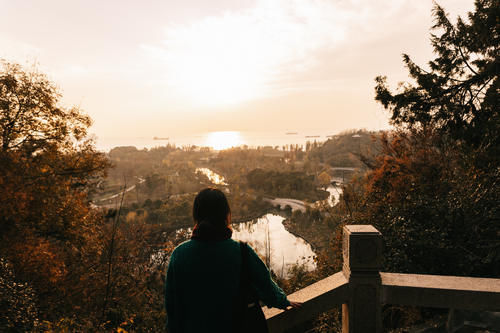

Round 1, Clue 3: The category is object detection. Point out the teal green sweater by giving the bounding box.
[165,238,290,333]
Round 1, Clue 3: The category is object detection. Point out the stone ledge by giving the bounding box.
[381,272,500,311]
[265,271,349,333]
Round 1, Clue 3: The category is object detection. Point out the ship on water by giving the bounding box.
[285,132,298,135]
[153,136,169,140]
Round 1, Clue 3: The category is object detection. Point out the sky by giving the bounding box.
[1,0,476,142]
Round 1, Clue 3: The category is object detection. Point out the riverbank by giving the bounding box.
[234,205,329,260]
[231,206,280,224]
[282,219,319,253]
[282,216,333,253]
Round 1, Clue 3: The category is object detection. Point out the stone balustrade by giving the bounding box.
[264,225,500,333]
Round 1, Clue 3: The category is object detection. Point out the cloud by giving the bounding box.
[142,0,352,105]
[140,0,463,108]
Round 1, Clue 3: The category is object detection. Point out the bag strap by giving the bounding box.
[240,241,250,286]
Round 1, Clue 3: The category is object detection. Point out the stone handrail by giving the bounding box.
[264,225,500,333]
[264,272,348,332]
[381,272,500,311]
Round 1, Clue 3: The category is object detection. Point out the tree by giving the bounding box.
[0,60,110,237]
[363,1,499,277]
[375,0,498,153]
[318,171,332,190]
[0,62,92,152]
[0,60,110,323]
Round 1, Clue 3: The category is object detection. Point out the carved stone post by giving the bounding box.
[342,225,382,333]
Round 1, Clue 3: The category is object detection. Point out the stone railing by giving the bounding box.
[264,225,500,333]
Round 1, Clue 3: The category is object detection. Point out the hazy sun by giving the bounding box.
[163,15,267,107]
[205,131,243,150]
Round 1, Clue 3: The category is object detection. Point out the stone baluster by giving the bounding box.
[342,225,383,333]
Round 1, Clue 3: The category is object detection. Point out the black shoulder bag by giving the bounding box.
[233,241,269,333]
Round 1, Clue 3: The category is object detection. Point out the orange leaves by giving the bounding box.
[1,62,112,327]
[8,232,67,288]
[364,130,443,206]
[358,125,500,276]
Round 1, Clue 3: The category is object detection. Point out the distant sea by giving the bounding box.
[95,130,338,152]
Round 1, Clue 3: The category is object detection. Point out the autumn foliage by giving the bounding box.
[0,61,109,330]
[360,0,499,277]
[0,60,175,331]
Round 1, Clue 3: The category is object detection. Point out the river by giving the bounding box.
[324,185,341,207]
[99,168,337,276]
[232,214,316,278]
[188,168,341,277]
[195,168,228,186]
[165,214,317,278]
[150,168,340,276]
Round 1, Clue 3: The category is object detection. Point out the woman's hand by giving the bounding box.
[287,301,303,310]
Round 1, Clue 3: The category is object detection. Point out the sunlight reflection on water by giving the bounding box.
[232,214,316,278]
[96,130,334,152]
[203,131,242,150]
[195,168,228,185]
[160,214,317,278]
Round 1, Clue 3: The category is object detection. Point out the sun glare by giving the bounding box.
[205,131,243,150]
[164,16,267,107]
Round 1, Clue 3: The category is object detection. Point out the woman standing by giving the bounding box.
[165,188,300,332]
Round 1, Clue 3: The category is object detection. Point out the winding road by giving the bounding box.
[94,177,145,202]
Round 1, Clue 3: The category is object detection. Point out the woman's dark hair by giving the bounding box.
[193,188,231,227]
